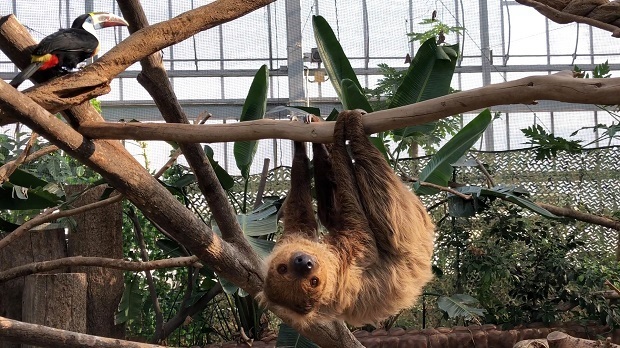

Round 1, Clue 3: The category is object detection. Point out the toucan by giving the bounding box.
[10,12,128,88]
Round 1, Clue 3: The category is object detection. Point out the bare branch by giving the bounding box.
[116,0,258,257]
[0,316,171,348]
[0,132,37,184]
[79,73,620,143]
[23,144,59,163]
[0,256,200,283]
[474,157,495,188]
[0,70,263,299]
[0,194,124,251]
[535,202,620,231]
[516,0,620,38]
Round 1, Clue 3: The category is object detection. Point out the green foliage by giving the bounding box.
[574,60,611,79]
[415,109,492,195]
[521,124,583,160]
[408,18,465,45]
[234,65,269,179]
[437,294,486,323]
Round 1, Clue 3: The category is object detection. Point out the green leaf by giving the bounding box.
[341,79,373,112]
[437,294,486,321]
[204,145,235,191]
[481,186,559,219]
[415,109,492,195]
[0,183,64,210]
[313,15,363,104]
[115,276,144,325]
[326,108,340,122]
[286,106,321,117]
[391,39,459,137]
[276,323,318,348]
[0,216,20,232]
[369,136,390,163]
[234,65,269,178]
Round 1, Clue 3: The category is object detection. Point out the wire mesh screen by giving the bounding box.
[187,146,619,258]
[1,0,620,175]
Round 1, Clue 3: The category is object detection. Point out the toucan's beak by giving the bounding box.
[91,12,129,29]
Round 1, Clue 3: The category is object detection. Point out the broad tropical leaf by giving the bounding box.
[437,294,486,322]
[391,39,459,137]
[234,65,269,178]
[415,109,492,195]
[341,78,373,112]
[313,15,363,104]
[204,145,234,190]
[448,185,559,219]
[115,276,144,325]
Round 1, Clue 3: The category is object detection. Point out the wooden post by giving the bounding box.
[0,226,66,348]
[66,185,124,339]
[21,273,87,348]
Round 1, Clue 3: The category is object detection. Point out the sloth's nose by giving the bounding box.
[291,252,314,276]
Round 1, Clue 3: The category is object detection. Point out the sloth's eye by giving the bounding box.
[310,277,319,287]
[277,264,287,274]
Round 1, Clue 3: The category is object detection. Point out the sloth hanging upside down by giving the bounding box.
[257,110,435,327]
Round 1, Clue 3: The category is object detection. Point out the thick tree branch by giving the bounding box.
[0,256,200,283]
[536,202,620,231]
[516,0,620,38]
[79,72,620,143]
[0,77,263,296]
[117,0,257,258]
[0,316,171,348]
[12,0,277,114]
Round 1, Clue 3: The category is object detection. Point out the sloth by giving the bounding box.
[257,110,435,327]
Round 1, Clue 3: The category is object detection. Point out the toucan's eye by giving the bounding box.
[310,277,319,287]
[277,264,287,274]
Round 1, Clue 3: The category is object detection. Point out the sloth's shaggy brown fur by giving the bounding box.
[257,110,435,327]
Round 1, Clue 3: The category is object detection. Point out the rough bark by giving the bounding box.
[516,0,620,37]
[0,227,66,348]
[22,273,87,348]
[116,0,257,258]
[0,23,264,300]
[547,330,620,347]
[78,71,620,143]
[66,185,124,339]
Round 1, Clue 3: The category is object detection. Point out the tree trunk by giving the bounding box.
[22,273,87,348]
[0,227,66,348]
[66,185,124,339]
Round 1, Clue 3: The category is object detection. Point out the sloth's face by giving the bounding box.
[263,248,328,315]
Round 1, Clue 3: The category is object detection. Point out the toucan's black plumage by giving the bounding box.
[10,12,128,88]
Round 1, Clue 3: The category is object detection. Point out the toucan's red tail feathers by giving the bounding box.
[10,62,44,88]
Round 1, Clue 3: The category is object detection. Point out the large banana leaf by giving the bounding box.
[115,276,144,325]
[392,39,459,137]
[341,78,373,112]
[204,145,234,191]
[234,65,269,178]
[414,109,492,195]
[447,185,559,219]
[313,15,363,104]
[213,197,280,294]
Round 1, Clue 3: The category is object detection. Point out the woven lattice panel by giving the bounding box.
[188,146,619,257]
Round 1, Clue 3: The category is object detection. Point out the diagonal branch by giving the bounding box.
[0,316,171,348]
[0,256,201,283]
[78,72,620,143]
[117,0,257,257]
[0,131,37,184]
